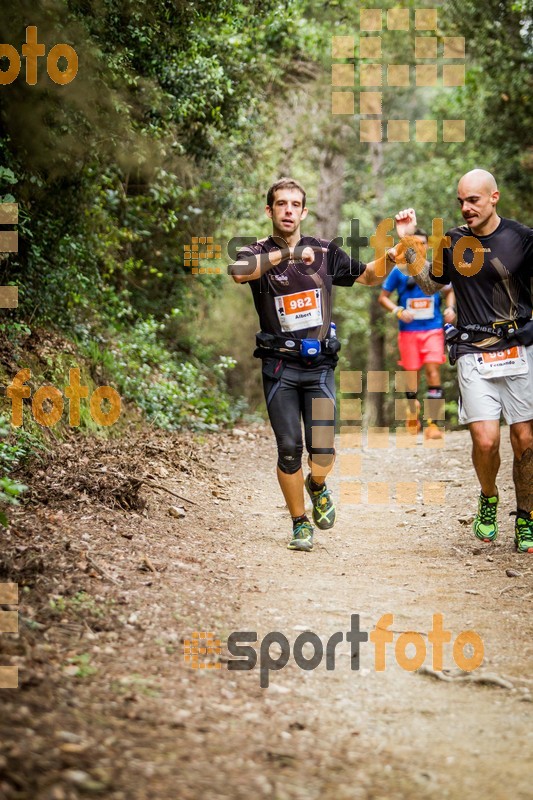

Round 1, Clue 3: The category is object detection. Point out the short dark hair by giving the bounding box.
[266,177,306,209]
[414,226,428,240]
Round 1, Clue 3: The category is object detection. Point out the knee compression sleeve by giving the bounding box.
[277,436,304,474]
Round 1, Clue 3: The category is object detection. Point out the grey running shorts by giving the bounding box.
[457,345,533,425]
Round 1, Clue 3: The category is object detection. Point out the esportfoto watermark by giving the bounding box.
[183,219,490,281]
[0,26,78,86]
[331,7,466,143]
[185,614,484,687]
[5,368,121,427]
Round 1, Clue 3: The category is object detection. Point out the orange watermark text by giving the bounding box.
[5,368,121,427]
[0,26,78,86]
[186,613,484,688]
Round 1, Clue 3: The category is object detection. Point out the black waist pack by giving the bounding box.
[255,331,341,356]
[515,319,533,347]
[254,331,341,367]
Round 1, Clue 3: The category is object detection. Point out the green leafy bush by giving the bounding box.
[0,420,36,526]
[80,317,245,430]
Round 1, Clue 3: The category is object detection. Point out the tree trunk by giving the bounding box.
[314,148,346,241]
[365,286,387,427]
[363,142,387,429]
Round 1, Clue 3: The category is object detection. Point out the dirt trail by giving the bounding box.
[1,425,532,799]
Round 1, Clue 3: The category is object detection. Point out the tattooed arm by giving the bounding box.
[407,258,443,296]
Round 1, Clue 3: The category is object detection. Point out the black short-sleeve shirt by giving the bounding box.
[429,218,533,352]
[236,235,366,339]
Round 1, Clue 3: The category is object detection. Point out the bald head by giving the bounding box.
[457,169,500,235]
[458,169,498,195]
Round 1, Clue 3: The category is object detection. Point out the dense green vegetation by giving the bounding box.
[1,0,532,520]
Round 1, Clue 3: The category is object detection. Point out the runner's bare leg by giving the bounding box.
[424,363,441,386]
[510,421,533,510]
[277,467,305,517]
[469,420,500,497]
[308,453,335,485]
[276,453,335,520]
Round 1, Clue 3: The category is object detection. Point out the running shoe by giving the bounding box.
[287,519,314,552]
[424,422,443,441]
[473,492,499,542]
[512,510,533,553]
[305,474,336,530]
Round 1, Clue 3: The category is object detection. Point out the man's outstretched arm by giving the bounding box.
[409,259,443,295]
[354,252,397,286]
[229,248,285,283]
[229,244,323,283]
[406,259,444,296]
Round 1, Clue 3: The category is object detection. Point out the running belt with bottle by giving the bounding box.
[430,219,533,364]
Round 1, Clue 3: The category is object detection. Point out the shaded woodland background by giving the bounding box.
[1,0,532,514]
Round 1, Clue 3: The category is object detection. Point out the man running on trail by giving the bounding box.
[378,227,456,440]
[395,169,533,552]
[229,177,414,552]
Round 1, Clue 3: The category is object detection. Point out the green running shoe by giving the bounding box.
[305,473,336,530]
[287,519,314,552]
[473,492,499,542]
[512,510,533,553]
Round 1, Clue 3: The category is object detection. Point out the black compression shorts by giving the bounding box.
[261,357,336,474]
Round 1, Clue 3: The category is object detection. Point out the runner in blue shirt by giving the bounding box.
[379,228,456,439]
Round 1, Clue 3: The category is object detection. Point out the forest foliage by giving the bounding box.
[1,0,532,515]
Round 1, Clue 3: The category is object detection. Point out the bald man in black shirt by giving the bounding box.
[396,169,533,553]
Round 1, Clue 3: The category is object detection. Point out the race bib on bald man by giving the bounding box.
[275,288,323,333]
[406,296,435,320]
[475,346,529,378]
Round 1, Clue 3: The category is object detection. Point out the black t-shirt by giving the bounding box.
[236,235,366,339]
[430,218,533,353]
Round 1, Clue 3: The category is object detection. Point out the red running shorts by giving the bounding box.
[397,329,446,372]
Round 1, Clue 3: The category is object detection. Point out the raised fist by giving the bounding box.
[294,246,312,265]
[395,208,417,239]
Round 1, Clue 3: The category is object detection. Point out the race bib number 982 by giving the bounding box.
[275,288,323,332]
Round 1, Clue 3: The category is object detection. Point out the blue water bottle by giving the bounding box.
[329,321,337,339]
[443,322,460,365]
[443,322,459,342]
